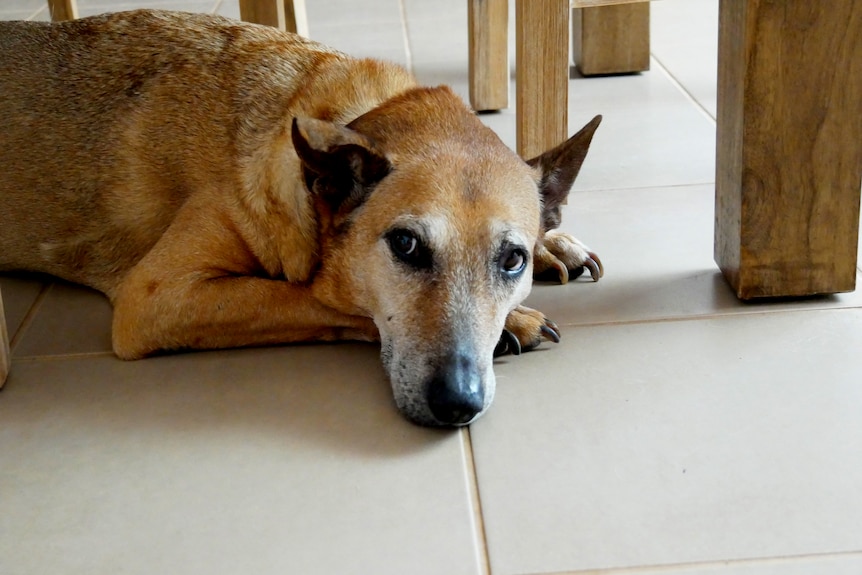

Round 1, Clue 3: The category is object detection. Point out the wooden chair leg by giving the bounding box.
[0,288,10,389]
[515,0,569,159]
[47,0,77,21]
[239,0,307,36]
[715,0,862,298]
[284,0,308,36]
[572,3,650,76]
[468,0,509,112]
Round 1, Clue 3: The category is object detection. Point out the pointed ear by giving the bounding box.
[527,114,602,231]
[291,117,391,221]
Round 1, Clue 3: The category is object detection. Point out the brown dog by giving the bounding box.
[0,10,602,426]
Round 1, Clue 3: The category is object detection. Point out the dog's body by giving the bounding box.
[0,10,602,426]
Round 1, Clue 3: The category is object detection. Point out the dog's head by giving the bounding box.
[292,87,599,426]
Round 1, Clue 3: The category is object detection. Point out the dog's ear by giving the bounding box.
[291,117,391,222]
[527,115,602,232]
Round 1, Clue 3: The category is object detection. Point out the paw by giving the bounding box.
[494,305,561,357]
[533,230,603,284]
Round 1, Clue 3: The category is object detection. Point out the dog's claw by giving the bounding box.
[585,252,604,282]
[540,321,561,344]
[534,231,604,284]
[553,258,569,285]
[494,329,522,357]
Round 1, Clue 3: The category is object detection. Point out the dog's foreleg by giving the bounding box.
[533,231,604,284]
[494,305,561,357]
[112,275,378,359]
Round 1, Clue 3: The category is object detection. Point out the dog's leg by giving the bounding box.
[110,198,377,360]
[113,273,378,360]
[495,305,561,357]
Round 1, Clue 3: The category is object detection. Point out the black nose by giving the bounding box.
[426,353,485,426]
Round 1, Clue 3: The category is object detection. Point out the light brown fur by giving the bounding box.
[0,10,602,426]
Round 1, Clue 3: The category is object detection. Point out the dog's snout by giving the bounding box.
[426,353,484,426]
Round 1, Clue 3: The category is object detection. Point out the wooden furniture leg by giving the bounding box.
[0,288,9,389]
[715,0,862,299]
[515,0,569,159]
[47,0,77,21]
[572,3,650,76]
[468,0,509,112]
[239,0,308,36]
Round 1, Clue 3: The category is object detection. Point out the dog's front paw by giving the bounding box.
[494,306,561,357]
[533,230,603,284]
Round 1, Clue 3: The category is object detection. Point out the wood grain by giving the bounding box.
[284,0,308,36]
[515,0,569,159]
[239,0,285,30]
[572,0,651,6]
[47,0,77,21]
[468,0,509,112]
[715,0,862,299]
[572,3,650,76]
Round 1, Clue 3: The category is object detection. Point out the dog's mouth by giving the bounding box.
[380,339,495,427]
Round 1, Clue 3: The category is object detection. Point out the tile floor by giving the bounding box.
[2,1,861,574]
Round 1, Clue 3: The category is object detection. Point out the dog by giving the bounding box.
[0,10,602,426]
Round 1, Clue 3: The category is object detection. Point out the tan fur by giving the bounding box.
[0,10,602,426]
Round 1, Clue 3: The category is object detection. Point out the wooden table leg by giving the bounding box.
[468,0,509,112]
[715,0,862,299]
[515,0,569,159]
[572,3,650,76]
[239,0,308,36]
[47,0,77,21]
[1,287,9,389]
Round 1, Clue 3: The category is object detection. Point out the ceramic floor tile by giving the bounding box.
[302,0,406,64]
[473,309,862,575]
[75,2,219,18]
[0,276,46,344]
[29,6,50,21]
[403,0,464,23]
[217,1,406,64]
[523,184,862,328]
[0,347,482,575]
[0,9,41,20]
[407,13,468,68]
[594,553,862,575]
[414,59,717,192]
[310,22,408,67]
[0,0,43,19]
[305,0,402,27]
[11,281,114,358]
[214,0,239,18]
[651,0,719,119]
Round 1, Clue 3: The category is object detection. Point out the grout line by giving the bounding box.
[519,549,862,575]
[28,6,47,21]
[396,0,414,74]
[461,428,492,575]
[648,54,716,125]
[571,181,715,195]
[11,351,117,363]
[8,282,53,353]
[549,299,862,333]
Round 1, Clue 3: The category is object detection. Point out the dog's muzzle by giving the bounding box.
[426,352,484,426]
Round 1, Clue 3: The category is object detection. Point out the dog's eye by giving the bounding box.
[387,228,431,269]
[391,231,417,256]
[499,246,528,277]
